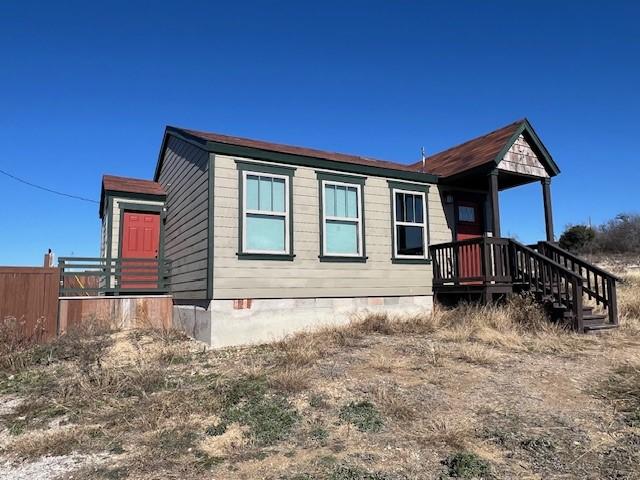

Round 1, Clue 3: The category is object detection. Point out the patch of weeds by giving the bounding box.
[215,375,299,446]
[8,421,25,436]
[109,443,126,454]
[520,436,555,455]
[91,466,129,479]
[150,427,198,454]
[0,368,56,395]
[339,401,383,433]
[626,408,640,427]
[195,450,224,470]
[443,452,492,479]
[310,425,329,442]
[205,423,227,436]
[309,393,328,409]
[330,464,393,480]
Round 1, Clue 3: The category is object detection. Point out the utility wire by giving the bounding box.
[0,168,99,204]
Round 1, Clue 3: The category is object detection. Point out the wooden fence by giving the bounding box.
[0,266,60,342]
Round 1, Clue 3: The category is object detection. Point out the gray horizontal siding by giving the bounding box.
[213,154,452,299]
[158,136,210,299]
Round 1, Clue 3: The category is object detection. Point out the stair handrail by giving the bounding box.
[535,241,619,326]
[509,239,586,331]
[536,241,623,282]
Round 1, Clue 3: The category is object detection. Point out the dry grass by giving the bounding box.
[1,284,640,479]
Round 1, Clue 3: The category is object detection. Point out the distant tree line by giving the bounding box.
[559,213,640,254]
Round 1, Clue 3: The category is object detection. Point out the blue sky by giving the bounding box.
[1,1,638,265]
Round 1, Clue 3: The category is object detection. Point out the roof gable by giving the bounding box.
[414,119,559,179]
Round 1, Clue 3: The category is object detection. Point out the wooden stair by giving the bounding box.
[430,237,621,333]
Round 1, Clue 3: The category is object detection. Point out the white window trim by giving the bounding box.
[321,179,363,257]
[392,188,428,259]
[242,170,290,255]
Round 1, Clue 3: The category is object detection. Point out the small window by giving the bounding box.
[322,181,363,256]
[393,189,427,258]
[242,171,289,254]
[458,205,476,223]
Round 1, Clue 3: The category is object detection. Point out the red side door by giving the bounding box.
[120,211,160,290]
[455,199,484,282]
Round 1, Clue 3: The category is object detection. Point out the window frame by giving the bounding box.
[316,172,367,263]
[388,181,431,264]
[236,160,296,260]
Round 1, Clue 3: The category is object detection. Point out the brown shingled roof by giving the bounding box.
[412,120,525,177]
[100,175,166,218]
[176,127,418,173]
[102,175,166,196]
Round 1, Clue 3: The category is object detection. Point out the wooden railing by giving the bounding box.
[533,241,620,326]
[430,237,588,330]
[430,237,512,286]
[58,257,171,296]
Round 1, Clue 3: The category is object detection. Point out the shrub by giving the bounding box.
[559,224,596,252]
[592,213,640,253]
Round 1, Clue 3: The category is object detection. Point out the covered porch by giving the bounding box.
[422,119,619,332]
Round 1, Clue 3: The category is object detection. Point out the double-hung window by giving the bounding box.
[389,182,430,263]
[317,172,366,261]
[237,161,295,259]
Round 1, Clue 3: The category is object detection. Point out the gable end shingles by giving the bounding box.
[158,136,210,300]
[498,134,549,178]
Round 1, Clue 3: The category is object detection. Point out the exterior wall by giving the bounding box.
[213,154,451,299]
[157,136,210,299]
[498,134,549,178]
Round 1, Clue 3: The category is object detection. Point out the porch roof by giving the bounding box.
[412,118,560,181]
[99,175,166,218]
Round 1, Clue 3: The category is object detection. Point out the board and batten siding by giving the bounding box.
[157,136,210,299]
[213,154,451,299]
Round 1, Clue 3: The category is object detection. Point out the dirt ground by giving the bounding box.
[1,274,639,480]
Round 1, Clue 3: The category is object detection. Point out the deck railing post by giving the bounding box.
[482,237,491,284]
[572,281,584,332]
[607,278,618,325]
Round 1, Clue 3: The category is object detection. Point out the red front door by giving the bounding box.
[455,199,484,282]
[120,211,160,290]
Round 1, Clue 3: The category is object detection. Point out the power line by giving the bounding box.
[0,168,99,204]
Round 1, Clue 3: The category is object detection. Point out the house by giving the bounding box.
[95,118,620,347]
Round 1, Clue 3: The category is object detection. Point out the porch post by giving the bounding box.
[541,178,554,242]
[488,170,501,237]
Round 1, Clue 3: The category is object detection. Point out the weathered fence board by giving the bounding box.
[58,295,173,333]
[0,267,60,341]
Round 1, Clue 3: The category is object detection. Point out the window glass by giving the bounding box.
[259,176,272,210]
[396,225,424,256]
[324,184,335,216]
[326,220,358,254]
[346,187,358,218]
[272,178,285,212]
[246,175,260,210]
[335,185,346,217]
[458,205,476,222]
[246,215,285,251]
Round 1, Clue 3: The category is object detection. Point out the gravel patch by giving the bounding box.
[0,454,98,480]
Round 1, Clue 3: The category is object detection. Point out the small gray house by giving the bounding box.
[95,119,620,347]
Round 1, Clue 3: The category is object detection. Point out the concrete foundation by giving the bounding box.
[172,295,433,348]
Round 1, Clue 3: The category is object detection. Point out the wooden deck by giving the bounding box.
[429,237,620,332]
